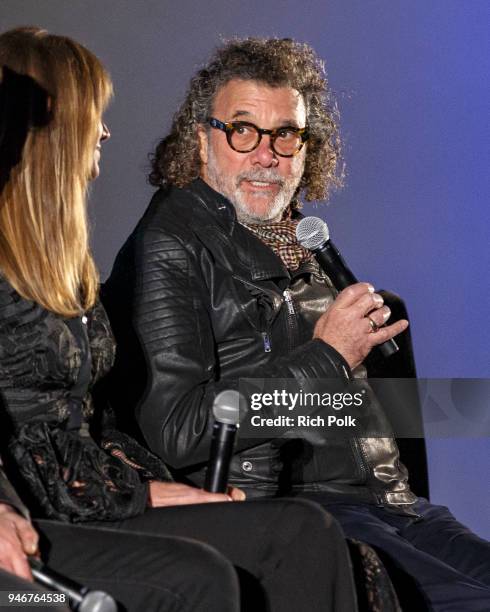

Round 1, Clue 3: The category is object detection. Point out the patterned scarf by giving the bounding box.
[242,219,314,271]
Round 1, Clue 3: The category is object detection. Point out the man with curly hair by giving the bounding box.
[104,38,490,611]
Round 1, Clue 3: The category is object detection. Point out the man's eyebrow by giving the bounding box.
[230,110,253,119]
[229,110,302,127]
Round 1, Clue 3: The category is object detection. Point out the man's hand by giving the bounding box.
[148,482,246,507]
[313,282,409,369]
[0,503,38,581]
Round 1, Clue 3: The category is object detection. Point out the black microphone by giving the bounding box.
[29,558,117,612]
[296,216,398,358]
[204,390,241,493]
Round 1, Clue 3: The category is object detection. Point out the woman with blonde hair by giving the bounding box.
[0,27,356,612]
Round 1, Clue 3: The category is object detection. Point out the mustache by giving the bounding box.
[236,169,284,186]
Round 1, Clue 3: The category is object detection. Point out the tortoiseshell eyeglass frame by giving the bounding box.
[208,117,309,157]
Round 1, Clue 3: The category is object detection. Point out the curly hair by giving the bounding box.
[149,37,343,203]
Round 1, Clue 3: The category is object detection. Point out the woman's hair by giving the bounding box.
[0,27,112,316]
[149,37,343,205]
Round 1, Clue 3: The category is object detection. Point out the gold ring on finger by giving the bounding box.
[367,316,379,333]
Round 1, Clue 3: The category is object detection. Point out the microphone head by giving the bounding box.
[79,591,117,612]
[296,216,330,250]
[212,390,242,426]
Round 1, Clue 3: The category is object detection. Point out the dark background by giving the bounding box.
[1,0,488,538]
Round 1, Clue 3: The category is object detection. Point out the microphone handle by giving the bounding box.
[204,422,237,493]
[314,241,399,358]
[30,561,83,605]
[314,242,358,289]
[30,558,117,612]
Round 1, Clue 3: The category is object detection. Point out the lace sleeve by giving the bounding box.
[5,422,149,522]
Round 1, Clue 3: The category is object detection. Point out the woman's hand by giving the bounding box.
[148,482,245,508]
[0,503,39,580]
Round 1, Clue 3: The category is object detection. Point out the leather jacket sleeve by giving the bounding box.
[127,227,351,470]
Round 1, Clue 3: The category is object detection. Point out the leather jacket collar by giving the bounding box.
[184,179,291,284]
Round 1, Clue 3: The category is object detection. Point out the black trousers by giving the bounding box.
[90,498,356,612]
[1,521,239,612]
[1,499,357,612]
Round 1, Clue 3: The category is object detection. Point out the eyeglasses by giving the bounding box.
[208,117,309,157]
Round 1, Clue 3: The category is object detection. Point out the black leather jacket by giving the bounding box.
[104,179,420,507]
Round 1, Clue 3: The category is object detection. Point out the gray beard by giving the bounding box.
[205,146,302,225]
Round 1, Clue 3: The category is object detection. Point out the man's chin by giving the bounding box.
[235,196,285,224]
[236,209,281,225]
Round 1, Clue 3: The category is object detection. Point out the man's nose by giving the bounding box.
[249,135,278,167]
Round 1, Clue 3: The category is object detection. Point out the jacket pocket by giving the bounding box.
[231,276,283,352]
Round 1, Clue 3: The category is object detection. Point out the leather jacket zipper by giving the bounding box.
[262,332,272,353]
[283,289,295,315]
[283,289,299,352]
[352,438,368,483]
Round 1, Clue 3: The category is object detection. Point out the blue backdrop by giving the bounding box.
[1,0,488,537]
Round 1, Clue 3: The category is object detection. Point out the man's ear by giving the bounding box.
[197,124,209,165]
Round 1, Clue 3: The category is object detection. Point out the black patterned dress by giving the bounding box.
[0,276,170,522]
